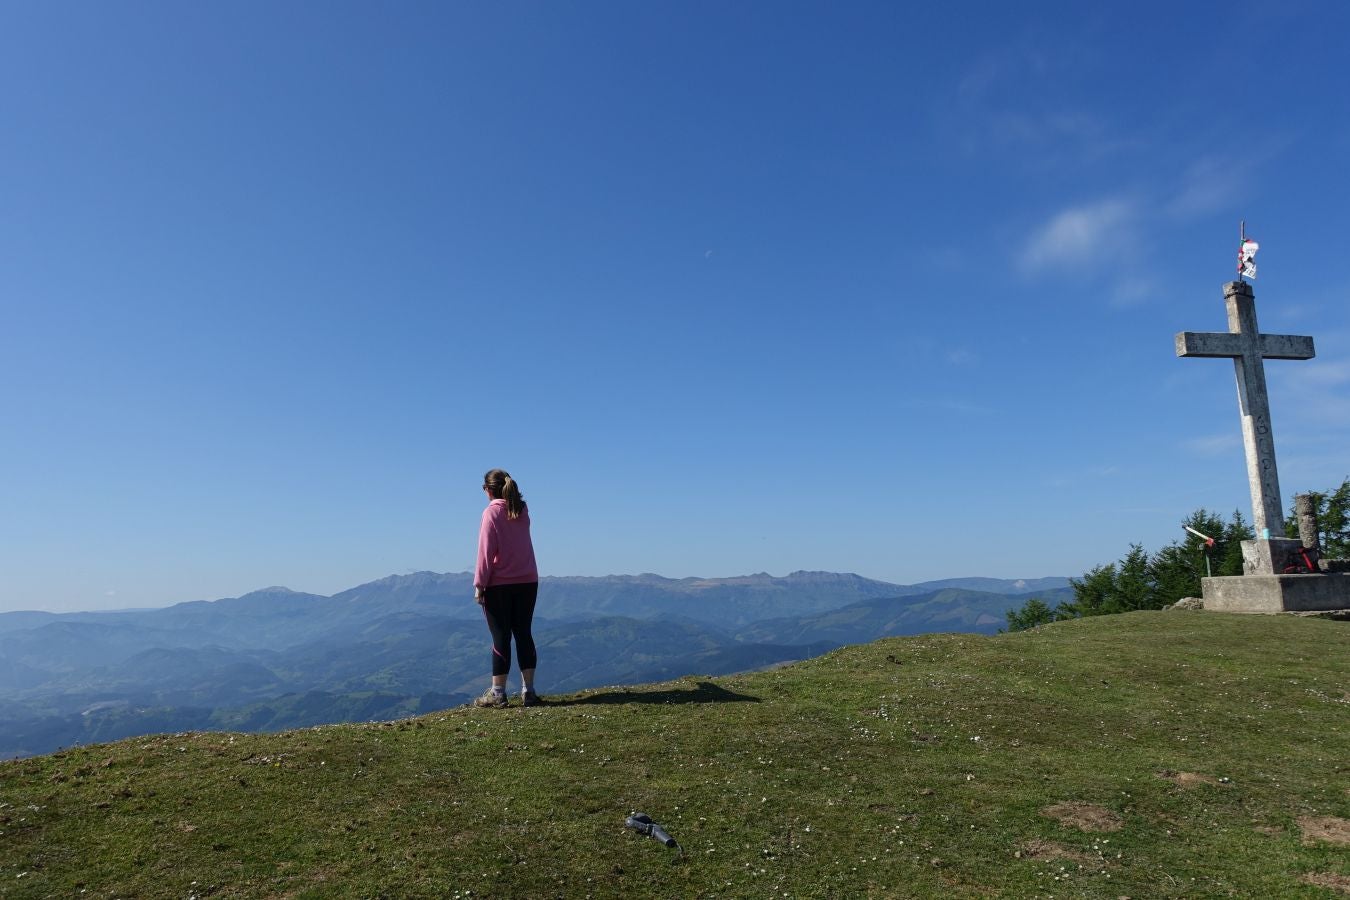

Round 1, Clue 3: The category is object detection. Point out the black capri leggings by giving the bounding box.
[481,582,538,677]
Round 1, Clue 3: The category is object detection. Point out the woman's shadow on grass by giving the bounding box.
[549,681,760,707]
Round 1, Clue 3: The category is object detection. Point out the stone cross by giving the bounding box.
[1175,281,1315,539]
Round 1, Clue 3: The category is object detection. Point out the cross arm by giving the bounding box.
[1175,331,1315,360]
[1259,333,1315,360]
[1176,331,1242,358]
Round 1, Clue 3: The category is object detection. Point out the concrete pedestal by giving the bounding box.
[1201,572,1350,613]
[1240,538,1306,575]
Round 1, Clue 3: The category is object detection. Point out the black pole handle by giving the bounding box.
[626,812,677,848]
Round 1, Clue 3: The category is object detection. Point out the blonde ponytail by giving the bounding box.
[483,469,527,520]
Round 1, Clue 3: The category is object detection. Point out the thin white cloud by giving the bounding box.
[893,397,993,416]
[1110,277,1157,309]
[1046,464,1121,489]
[1283,394,1350,430]
[1274,344,1350,428]
[1166,156,1248,219]
[983,110,1115,152]
[922,246,965,272]
[1269,304,1318,324]
[1022,198,1137,272]
[1166,138,1290,221]
[1184,434,1241,457]
[950,43,1130,165]
[956,50,1028,101]
[1280,359,1350,389]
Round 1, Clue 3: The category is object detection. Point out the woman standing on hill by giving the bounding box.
[473,469,540,708]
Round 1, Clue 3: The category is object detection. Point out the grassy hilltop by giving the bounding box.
[1,612,1347,898]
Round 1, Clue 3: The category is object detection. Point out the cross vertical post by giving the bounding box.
[1227,281,1285,535]
[1175,281,1314,561]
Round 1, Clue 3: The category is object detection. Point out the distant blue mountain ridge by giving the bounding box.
[0,571,1072,758]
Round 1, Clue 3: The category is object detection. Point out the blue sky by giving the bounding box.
[3,2,1348,613]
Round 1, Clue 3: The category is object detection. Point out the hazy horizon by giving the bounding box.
[3,569,1074,615]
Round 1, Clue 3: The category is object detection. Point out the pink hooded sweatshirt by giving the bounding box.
[474,498,538,589]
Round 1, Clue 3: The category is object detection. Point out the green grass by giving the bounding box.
[2,611,1347,898]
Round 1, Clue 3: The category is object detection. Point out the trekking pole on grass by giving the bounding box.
[625,812,678,849]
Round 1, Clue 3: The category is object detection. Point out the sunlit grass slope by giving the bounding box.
[2,612,1347,898]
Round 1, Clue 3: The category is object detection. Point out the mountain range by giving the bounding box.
[0,570,1071,758]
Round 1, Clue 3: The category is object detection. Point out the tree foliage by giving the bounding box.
[1148,508,1251,597]
[1003,597,1057,632]
[1285,476,1350,560]
[1006,480,1345,628]
[1057,511,1254,619]
[1006,507,1257,626]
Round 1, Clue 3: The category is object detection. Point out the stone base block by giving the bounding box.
[1240,538,1307,575]
[1201,573,1350,613]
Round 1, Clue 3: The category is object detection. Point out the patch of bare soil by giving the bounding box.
[1156,770,1228,788]
[1040,802,1123,833]
[1298,815,1350,847]
[1016,839,1098,866]
[1302,872,1350,894]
